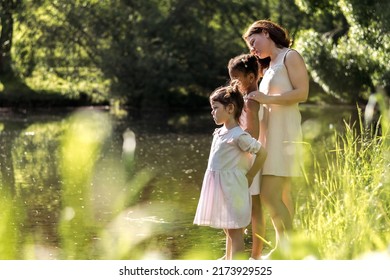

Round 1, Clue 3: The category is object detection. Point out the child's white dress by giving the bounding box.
[193,126,262,229]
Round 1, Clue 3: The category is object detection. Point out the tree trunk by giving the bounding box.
[0,0,16,75]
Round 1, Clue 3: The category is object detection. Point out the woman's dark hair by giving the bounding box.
[243,20,291,71]
[210,84,244,123]
[228,53,260,80]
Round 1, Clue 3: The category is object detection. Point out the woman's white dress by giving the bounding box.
[259,48,303,177]
[193,126,261,229]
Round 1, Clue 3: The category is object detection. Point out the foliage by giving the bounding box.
[296,106,390,259]
[5,0,308,108]
[11,0,111,101]
[295,0,390,103]
[2,0,390,106]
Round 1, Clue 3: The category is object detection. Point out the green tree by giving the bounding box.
[11,0,111,101]
[9,0,282,108]
[295,0,390,103]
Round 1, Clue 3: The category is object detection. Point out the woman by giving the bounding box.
[242,20,309,255]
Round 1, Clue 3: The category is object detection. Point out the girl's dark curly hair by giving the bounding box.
[228,53,261,80]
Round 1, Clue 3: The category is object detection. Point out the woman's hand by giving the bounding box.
[247,90,267,104]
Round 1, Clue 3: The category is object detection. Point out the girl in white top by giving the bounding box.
[243,20,309,255]
[193,84,267,260]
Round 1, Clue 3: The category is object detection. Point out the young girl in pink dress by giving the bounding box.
[193,84,267,260]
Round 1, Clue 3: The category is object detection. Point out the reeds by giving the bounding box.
[296,100,390,259]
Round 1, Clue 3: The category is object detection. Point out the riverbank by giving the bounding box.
[0,76,359,111]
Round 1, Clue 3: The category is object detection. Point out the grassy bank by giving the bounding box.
[0,70,110,108]
[291,106,390,259]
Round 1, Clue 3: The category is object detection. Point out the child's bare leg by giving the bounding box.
[251,194,265,259]
[226,228,245,259]
[220,229,231,260]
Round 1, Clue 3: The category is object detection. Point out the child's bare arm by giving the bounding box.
[246,146,267,186]
[245,99,260,139]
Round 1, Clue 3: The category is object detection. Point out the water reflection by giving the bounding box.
[0,105,358,259]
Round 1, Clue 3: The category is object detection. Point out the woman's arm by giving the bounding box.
[284,50,309,103]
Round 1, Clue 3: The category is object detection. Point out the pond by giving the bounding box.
[0,104,358,260]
